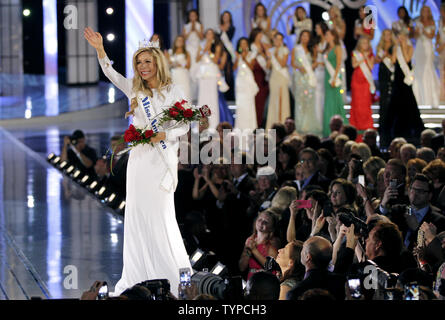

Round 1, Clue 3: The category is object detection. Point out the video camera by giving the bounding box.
[136,279,172,300]
[191,271,244,300]
[337,208,368,236]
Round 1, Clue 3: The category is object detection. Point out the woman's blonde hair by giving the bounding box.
[355,36,371,52]
[376,29,395,53]
[420,5,434,24]
[132,47,172,98]
[330,5,343,25]
[271,186,297,213]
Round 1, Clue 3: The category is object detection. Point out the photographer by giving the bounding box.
[378,159,410,215]
[61,130,98,176]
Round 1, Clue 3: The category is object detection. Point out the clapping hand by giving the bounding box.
[311,213,326,236]
[245,236,257,251]
[420,222,437,245]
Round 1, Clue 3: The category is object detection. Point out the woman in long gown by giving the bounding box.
[287,6,312,40]
[376,29,395,149]
[323,29,347,137]
[436,4,445,103]
[265,32,290,129]
[249,28,269,128]
[350,36,375,141]
[219,10,236,102]
[166,35,191,101]
[291,30,319,135]
[392,6,414,39]
[314,22,328,134]
[386,32,424,145]
[84,27,192,296]
[413,5,440,108]
[234,37,258,130]
[328,5,347,103]
[183,9,204,101]
[196,29,222,129]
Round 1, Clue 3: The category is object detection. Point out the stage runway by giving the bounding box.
[0,74,130,300]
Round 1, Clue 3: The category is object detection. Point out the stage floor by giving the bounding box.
[0,124,127,300]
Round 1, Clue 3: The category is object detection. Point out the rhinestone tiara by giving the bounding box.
[138,39,160,49]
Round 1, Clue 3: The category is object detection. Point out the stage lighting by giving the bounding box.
[51,156,61,165]
[210,262,228,276]
[80,175,91,185]
[47,153,55,161]
[88,180,99,192]
[190,249,205,268]
[107,193,116,203]
[118,201,126,211]
[66,165,75,174]
[72,169,82,179]
[106,7,114,15]
[58,161,68,169]
[23,9,31,17]
[106,33,115,42]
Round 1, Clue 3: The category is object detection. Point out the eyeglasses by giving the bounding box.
[300,158,314,164]
[410,187,429,194]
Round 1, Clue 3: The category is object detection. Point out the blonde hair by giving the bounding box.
[376,29,395,53]
[351,142,372,162]
[271,186,297,213]
[132,47,172,98]
[420,5,434,24]
[355,36,371,52]
[330,5,344,26]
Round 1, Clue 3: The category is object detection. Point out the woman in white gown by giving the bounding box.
[437,4,445,103]
[84,27,192,297]
[291,30,320,136]
[314,22,328,134]
[196,29,222,130]
[183,9,204,101]
[166,35,191,101]
[413,5,440,108]
[265,32,290,129]
[234,37,258,130]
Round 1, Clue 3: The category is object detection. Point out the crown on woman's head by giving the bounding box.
[138,39,160,49]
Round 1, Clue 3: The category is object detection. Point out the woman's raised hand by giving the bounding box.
[84,27,104,50]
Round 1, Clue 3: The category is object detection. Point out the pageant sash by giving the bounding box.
[297,45,316,87]
[220,31,236,62]
[270,47,290,82]
[353,50,376,94]
[396,45,414,86]
[251,44,268,73]
[324,51,342,87]
[138,92,177,192]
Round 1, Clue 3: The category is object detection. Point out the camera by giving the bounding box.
[191,271,244,300]
[350,154,364,175]
[70,136,78,146]
[337,208,368,236]
[264,256,281,273]
[404,282,420,300]
[322,200,334,217]
[97,282,108,300]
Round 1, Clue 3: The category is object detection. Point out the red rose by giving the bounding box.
[145,130,154,139]
[134,130,142,141]
[180,99,188,105]
[124,125,138,142]
[183,109,193,118]
[169,108,180,118]
[174,102,184,111]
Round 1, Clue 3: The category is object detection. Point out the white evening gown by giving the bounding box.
[235,53,259,130]
[413,22,440,108]
[168,49,191,102]
[97,55,192,297]
[197,50,220,129]
[184,22,202,101]
[314,41,326,132]
[265,46,291,129]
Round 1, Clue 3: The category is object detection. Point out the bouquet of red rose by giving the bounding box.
[110,100,211,173]
[157,99,211,129]
[123,124,156,146]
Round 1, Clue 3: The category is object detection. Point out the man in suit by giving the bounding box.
[298,148,331,193]
[386,174,445,252]
[287,236,346,300]
[378,159,410,216]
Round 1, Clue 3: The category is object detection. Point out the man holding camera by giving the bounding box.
[61,130,98,176]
